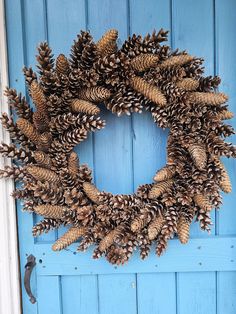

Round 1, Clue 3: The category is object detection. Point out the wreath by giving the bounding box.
[1,29,235,265]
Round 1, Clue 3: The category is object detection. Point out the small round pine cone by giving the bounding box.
[52,227,86,251]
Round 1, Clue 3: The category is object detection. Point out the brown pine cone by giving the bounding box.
[187,144,207,170]
[77,87,111,102]
[159,54,194,68]
[99,225,125,252]
[34,204,66,218]
[52,227,86,251]
[16,118,40,144]
[97,29,118,56]
[188,92,228,106]
[38,132,52,151]
[68,152,79,179]
[0,165,26,180]
[26,165,60,184]
[32,218,62,237]
[218,110,234,120]
[23,66,37,87]
[33,151,52,168]
[149,179,173,199]
[194,194,212,211]
[33,110,49,133]
[147,215,165,240]
[0,143,32,163]
[71,99,100,115]
[130,76,167,107]
[154,164,176,182]
[58,128,88,148]
[176,78,199,91]
[131,212,150,233]
[83,182,100,204]
[30,81,47,112]
[215,158,232,193]
[196,209,212,232]
[130,54,159,72]
[56,54,69,75]
[177,215,190,244]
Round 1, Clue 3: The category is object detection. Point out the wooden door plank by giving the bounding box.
[98,274,137,314]
[61,275,98,314]
[87,0,133,194]
[217,272,236,314]
[137,273,176,314]
[37,276,62,314]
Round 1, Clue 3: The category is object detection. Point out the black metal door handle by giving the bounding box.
[24,254,36,304]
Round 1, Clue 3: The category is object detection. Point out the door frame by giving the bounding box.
[0,0,21,313]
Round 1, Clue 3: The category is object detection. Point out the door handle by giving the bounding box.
[24,254,36,304]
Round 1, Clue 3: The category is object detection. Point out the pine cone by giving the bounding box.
[187,144,207,170]
[0,165,25,180]
[77,87,111,102]
[30,81,47,112]
[215,158,232,193]
[147,215,164,240]
[83,182,100,204]
[99,225,124,252]
[218,110,234,120]
[177,215,190,244]
[16,118,40,144]
[176,78,199,91]
[196,209,212,232]
[130,54,159,72]
[34,204,66,218]
[33,110,49,133]
[32,218,62,237]
[23,66,37,87]
[52,227,86,251]
[33,151,52,168]
[97,29,118,56]
[159,54,194,68]
[0,143,32,163]
[149,179,173,199]
[198,75,221,92]
[68,152,79,179]
[131,212,150,233]
[26,165,60,184]
[154,165,176,182]
[56,54,69,75]
[71,99,100,115]
[188,92,228,106]
[27,181,64,205]
[194,194,212,211]
[58,128,88,148]
[130,76,167,106]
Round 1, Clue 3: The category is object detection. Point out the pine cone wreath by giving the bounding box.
[0,28,235,265]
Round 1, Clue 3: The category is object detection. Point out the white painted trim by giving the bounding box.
[0,0,22,313]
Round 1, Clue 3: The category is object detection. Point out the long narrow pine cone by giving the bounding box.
[188,92,228,106]
[34,205,66,219]
[96,29,118,56]
[148,215,165,240]
[154,164,176,182]
[32,218,62,237]
[83,182,100,204]
[215,158,232,193]
[149,179,173,199]
[131,212,150,233]
[218,110,234,120]
[130,54,159,72]
[77,87,111,102]
[194,194,212,212]
[16,118,40,144]
[98,226,124,252]
[27,165,60,184]
[187,144,207,170]
[33,151,52,168]
[56,54,69,75]
[130,76,167,107]
[71,99,100,115]
[52,227,86,251]
[159,54,194,68]
[30,81,47,112]
[176,78,199,91]
[68,152,79,179]
[177,215,190,244]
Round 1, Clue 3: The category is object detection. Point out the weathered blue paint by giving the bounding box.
[4,0,236,313]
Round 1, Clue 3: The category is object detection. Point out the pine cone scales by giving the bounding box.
[215,159,232,193]
[154,165,176,182]
[71,99,100,115]
[130,76,167,106]
[68,152,79,179]
[149,179,173,198]
[33,151,52,168]
[99,225,124,252]
[97,29,118,56]
[177,216,190,244]
[187,144,207,170]
[34,205,66,218]
[194,194,212,211]
[52,227,86,251]
[27,166,60,184]
[148,215,164,240]
[83,182,100,204]
[32,218,62,237]
[219,110,234,120]
[130,54,159,72]
[30,81,47,112]
[56,54,69,75]
[16,118,40,144]
[78,87,111,102]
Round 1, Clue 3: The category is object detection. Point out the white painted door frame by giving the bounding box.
[0,0,22,313]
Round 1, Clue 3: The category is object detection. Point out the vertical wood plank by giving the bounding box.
[87,0,133,194]
[37,276,62,313]
[61,275,98,314]
[215,1,236,313]
[137,273,176,314]
[98,274,137,314]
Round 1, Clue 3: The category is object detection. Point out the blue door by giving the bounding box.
[5,0,236,313]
